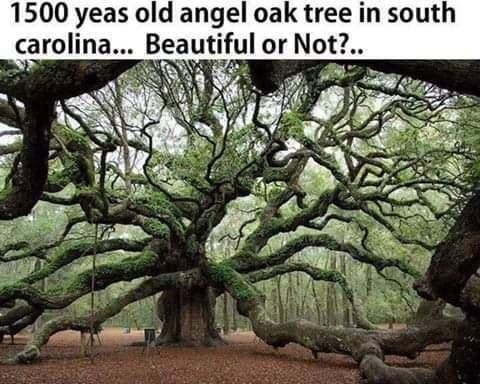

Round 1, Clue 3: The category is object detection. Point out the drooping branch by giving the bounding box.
[0,246,161,309]
[246,234,419,277]
[3,268,205,364]
[208,262,458,384]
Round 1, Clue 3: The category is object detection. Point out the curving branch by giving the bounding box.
[209,262,460,384]
[3,268,205,364]
[0,246,161,309]
[248,61,480,98]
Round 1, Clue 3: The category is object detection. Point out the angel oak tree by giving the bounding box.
[0,59,478,383]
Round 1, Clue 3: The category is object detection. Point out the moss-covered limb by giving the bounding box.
[4,61,139,103]
[210,262,452,384]
[246,262,375,330]
[40,192,80,206]
[5,268,205,364]
[0,247,160,309]
[258,188,296,224]
[234,232,419,279]
[208,261,260,302]
[0,241,30,262]
[48,123,96,191]
[60,108,158,164]
[232,189,336,268]
[186,177,256,244]
[0,305,35,327]
[377,317,461,359]
[19,237,151,286]
[305,140,353,187]
[69,182,188,238]
[247,262,348,286]
[0,234,147,267]
[76,197,168,237]
[77,197,177,242]
[60,100,115,150]
[128,194,186,241]
[359,355,437,384]
[0,141,22,156]
[0,308,42,341]
[0,248,47,263]
[247,157,310,229]
[248,60,480,98]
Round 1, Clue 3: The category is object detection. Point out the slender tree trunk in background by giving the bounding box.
[295,272,301,319]
[272,282,279,322]
[326,255,338,326]
[301,279,312,317]
[340,255,353,327]
[311,282,323,325]
[151,295,161,329]
[276,276,285,323]
[286,274,295,321]
[133,307,141,330]
[223,293,230,335]
[156,287,222,346]
[231,298,238,332]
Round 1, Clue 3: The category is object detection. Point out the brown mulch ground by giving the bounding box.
[0,328,449,384]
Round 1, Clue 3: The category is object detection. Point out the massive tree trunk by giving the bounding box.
[156,287,222,346]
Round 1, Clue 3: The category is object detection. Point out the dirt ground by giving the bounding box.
[0,328,448,384]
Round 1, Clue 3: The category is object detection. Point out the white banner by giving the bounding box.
[0,0,477,59]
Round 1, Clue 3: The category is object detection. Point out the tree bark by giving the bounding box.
[157,287,222,346]
[248,60,480,98]
[414,191,480,383]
